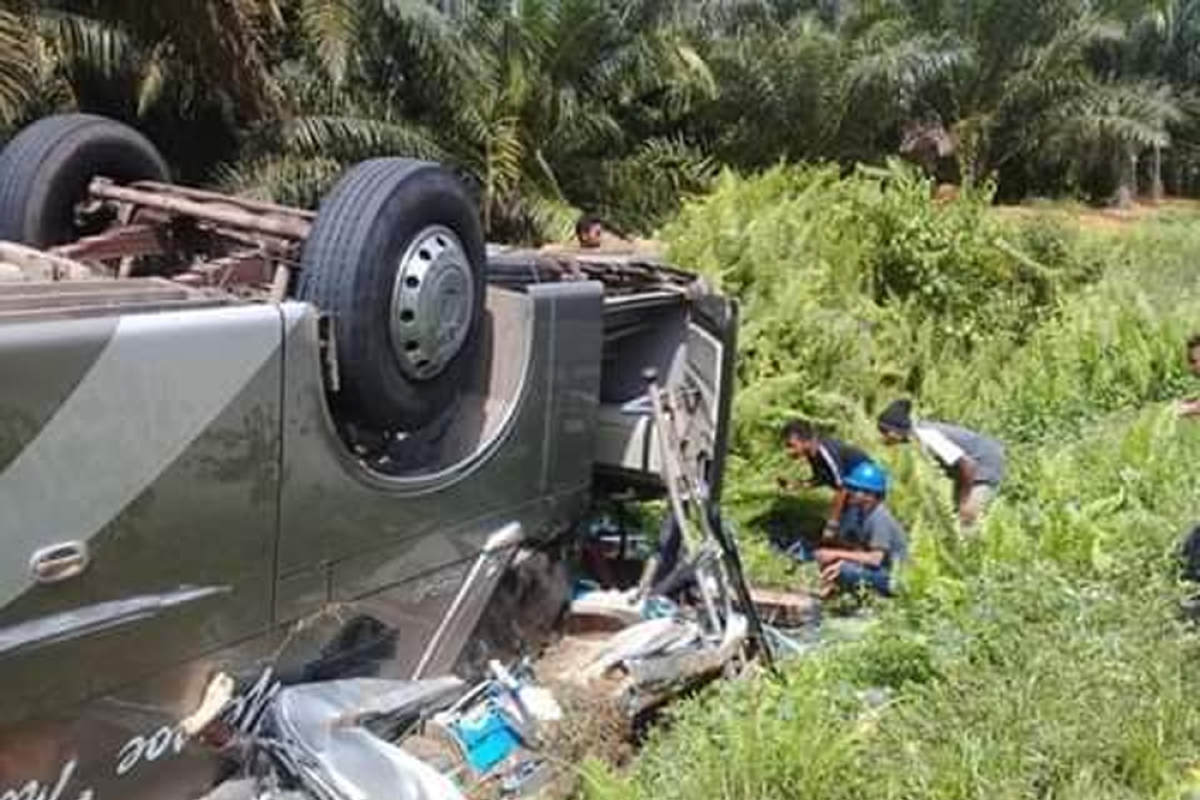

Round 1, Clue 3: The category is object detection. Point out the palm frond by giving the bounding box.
[0,9,34,123]
[595,136,716,232]
[1046,81,1183,154]
[135,44,171,116]
[479,113,525,196]
[845,32,968,108]
[368,0,482,107]
[217,154,345,209]
[488,186,579,245]
[58,0,280,118]
[542,89,623,153]
[285,114,446,161]
[696,17,845,164]
[300,0,361,85]
[540,0,620,88]
[37,10,135,83]
[1024,15,1125,80]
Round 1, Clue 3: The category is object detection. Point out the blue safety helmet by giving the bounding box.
[844,461,889,497]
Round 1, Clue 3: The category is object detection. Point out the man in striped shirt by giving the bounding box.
[780,419,873,539]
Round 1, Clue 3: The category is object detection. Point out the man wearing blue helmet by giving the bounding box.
[814,461,908,599]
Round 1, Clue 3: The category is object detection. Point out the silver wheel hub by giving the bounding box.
[390,225,476,381]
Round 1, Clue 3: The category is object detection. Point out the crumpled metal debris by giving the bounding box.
[581,616,702,681]
[568,588,646,627]
[267,677,468,800]
[219,663,569,800]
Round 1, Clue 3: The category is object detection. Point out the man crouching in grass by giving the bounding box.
[815,462,908,600]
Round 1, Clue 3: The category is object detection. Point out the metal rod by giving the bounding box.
[643,371,691,536]
[51,224,167,264]
[691,547,726,639]
[132,181,318,220]
[89,179,312,241]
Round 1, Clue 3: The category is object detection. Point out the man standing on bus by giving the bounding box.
[575,214,604,249]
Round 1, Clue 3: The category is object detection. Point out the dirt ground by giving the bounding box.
[993,197,1200,232]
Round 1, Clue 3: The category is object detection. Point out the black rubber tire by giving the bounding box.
[0,114,169,248]
[299,159,487,432]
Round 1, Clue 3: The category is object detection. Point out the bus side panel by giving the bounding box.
[0,306,285,800]
[274,284,603,670]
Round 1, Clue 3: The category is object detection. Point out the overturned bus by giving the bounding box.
[0,115,737,800]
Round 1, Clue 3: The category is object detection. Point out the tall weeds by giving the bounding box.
[584,167,1200,800]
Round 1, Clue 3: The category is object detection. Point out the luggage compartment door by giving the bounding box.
[594,292,738,499]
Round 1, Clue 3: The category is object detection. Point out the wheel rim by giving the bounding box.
[390,225,476,381]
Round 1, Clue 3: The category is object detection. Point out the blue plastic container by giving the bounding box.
[451,702,522,774]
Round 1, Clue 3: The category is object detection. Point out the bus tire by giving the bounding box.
[0,114,168,247]
[299,158,486,432]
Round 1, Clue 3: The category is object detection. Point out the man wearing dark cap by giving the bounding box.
[877,399,1005,533]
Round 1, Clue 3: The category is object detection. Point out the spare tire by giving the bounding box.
[299,159,486,432]
[0,114,169,248]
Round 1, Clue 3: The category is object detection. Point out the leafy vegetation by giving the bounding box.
[2,0,1200,240]
[0,2,1196,795]
[586,562,1200,800]
[581,165,1200,800]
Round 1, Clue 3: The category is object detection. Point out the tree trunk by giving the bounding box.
[1151,145,1165,202]
[953,119,985,192]
[1115,148,1137,209]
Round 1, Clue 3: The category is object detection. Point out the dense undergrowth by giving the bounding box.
[582,165,1200,800]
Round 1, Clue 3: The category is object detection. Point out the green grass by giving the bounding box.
[580,170,1200,800]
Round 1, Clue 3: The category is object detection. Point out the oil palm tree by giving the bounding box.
[1105,0,1200,196]
[0,0,281,180]
[232,0,716,241]
[841,0,1184,200]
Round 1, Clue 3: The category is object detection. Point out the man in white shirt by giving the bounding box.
[878,399,1005,533]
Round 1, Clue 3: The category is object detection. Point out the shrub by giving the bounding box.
[588,173,1200,800]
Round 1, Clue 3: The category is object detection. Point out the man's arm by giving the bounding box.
[814,547,885,568]
[824,489,848,538]
[1180,399,1200,418]
[955,457,978,508]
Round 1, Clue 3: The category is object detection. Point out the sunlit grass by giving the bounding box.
[582,171,1200,800]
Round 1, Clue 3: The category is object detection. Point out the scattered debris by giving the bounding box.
[192,368,782,799]
[750,587,821,629]
[265,677,470,800]
[567,588,646,629]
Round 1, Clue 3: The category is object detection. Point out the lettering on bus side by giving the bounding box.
[0,668,282,800]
